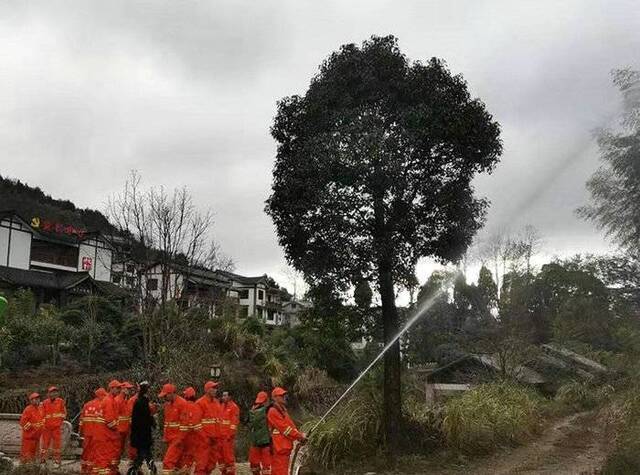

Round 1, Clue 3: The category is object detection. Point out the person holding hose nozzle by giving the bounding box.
[267,387,307,475]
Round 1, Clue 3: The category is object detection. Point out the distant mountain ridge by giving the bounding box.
[0,175,114,233]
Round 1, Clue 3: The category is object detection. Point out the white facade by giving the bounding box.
[225,273,285,325]
[0,216,31,270]
[78,238,112,281]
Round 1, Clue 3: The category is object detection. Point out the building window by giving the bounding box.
[258,290,264,300]
[112,274,122,284]
[240,306,249,318]
[126,264,135,273]
[267,310,274,321]
[238,289,249,300]
[30,239,79,268]
[147,278,158,291]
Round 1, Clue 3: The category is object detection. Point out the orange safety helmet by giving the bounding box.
[121,381,134,389]
[271,387,287,398]
[204,381,219,390]
[108,380,122,389]
[159,383,176,398]
[29,392,40,401]
[47,386,58,393]
[95,388,108,398]
[254,391,269,405]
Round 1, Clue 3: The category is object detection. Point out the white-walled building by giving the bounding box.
[282,299,313,327]
[218,271,285,325]
[139,263,239,317]
[0,211,120,304]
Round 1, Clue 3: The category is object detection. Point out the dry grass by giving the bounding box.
[442,381,544,454]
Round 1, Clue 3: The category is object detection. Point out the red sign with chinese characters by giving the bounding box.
[31,217,86,239]
[82,256,93,271]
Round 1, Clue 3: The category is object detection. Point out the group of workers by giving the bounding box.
[19,380,307,475]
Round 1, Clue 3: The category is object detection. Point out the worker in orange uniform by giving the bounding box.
[195,381,222,475]
[159,383,189,475]
[20,392,44,465]
[248,391,271,475]
[267,387,307,475]
[79,388,107,474]
[93,380,122,475]
[40,386,67,467]
[219,390,240,475]
[116,382,135,459]
[177,387,204,473]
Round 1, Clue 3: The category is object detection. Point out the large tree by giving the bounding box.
[266,35,502,452]
[579,69,640,253]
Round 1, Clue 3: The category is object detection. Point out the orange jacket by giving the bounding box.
[267,405,304,455]
[219,400,240,439]
[116,394,134,434]
[196,395,221,439]
[20,405,44,440]
[41,397,66,430]
[184,400,203,433]
[79,397,105,439]
[101,394,121,441]
[162,396,189,442]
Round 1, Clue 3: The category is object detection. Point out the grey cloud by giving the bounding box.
[1,0,639,281]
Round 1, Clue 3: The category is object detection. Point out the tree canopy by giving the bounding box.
[267,35,502,293]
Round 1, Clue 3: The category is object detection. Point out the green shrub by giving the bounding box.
[303,381,443,469]
[555,380,614,411]
[603,393,640,474]
[304,385,382,468]
[442,381,543,454]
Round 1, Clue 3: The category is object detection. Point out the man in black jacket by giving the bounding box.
[128,382,157,475]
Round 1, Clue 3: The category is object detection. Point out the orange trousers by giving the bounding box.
[91,438,116,474]
[219,438,236,475]
[194,436,220,475]
[21,436,40,464]
[162,438,185,473]
[178,431,207,472]
[81,435,93,474]
[41,427,62,463]
[271,453,290,475]
[249,445,272,475]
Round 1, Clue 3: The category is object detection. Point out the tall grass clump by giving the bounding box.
[304,385,382,468]
[603,392,640,474]
[555,380,614,411]
[442,381,544,454]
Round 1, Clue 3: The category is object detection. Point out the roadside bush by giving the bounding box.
[442,381,544,454]
[304,384,382,468]
[555,380,614,411]
[304,379,443,469]
[603,392,640,474]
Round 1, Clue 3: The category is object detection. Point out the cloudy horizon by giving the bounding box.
[1,0,639,290]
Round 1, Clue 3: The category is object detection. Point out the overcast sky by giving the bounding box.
[1,0,639,289]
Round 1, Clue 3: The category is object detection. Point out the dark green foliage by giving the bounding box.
[266,34,502,293]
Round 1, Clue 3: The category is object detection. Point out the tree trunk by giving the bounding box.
[378,257,401,459]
